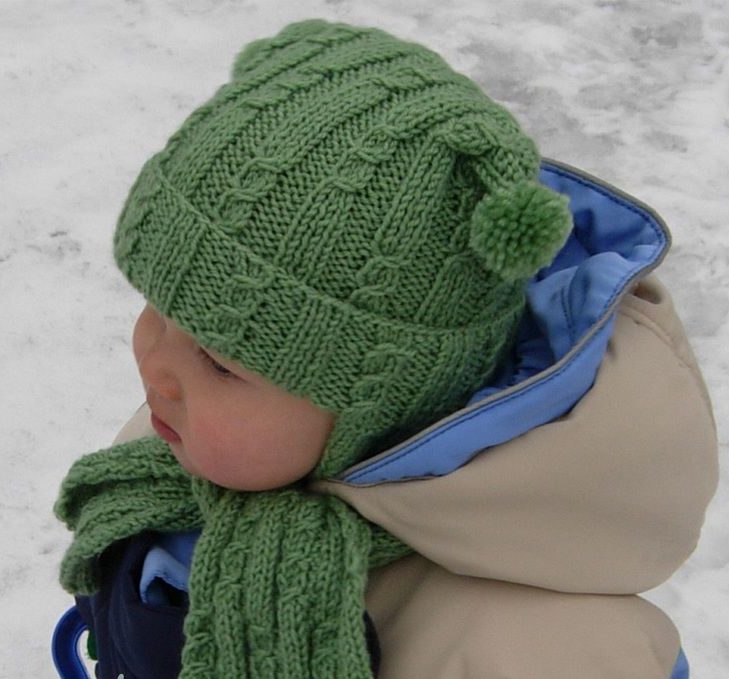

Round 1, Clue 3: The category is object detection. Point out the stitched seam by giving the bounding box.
[619,306,699,377]
[620,308,715,419]
[559,283,575,345]
[346,166,669,483]
[543,163,667,314]
[544,163,664,245]
[346,312,617,482]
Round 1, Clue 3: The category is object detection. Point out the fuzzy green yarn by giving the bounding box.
[55,437,410,678]
[56,18,573,679]
[113,17,572,477]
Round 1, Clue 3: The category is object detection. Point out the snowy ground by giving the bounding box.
[1,1,727,677]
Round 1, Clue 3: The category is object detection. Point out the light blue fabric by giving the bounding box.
[139,530,200,606]
[669,648,690,679]
[340,160,669,484]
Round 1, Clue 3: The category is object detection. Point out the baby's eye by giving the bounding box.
[198,347,234,378]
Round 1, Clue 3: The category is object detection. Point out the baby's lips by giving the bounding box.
[150,410,181,443]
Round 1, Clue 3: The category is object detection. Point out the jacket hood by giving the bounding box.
[313,159,719,594]
[332,159,669,486]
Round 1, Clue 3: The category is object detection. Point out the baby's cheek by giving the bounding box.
[188,416,229,458]
[184,415,246,477]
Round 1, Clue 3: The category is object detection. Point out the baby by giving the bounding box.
[54,18,718,679]
[134,303,337,492]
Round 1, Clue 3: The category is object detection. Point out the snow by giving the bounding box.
[1,1,727,676]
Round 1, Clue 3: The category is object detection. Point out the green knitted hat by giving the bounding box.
[113,18,572,479]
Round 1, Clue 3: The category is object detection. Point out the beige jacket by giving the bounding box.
[315,275,719,678]
[116,277,718,678]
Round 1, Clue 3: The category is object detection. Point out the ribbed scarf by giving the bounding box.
[54,436,411,678]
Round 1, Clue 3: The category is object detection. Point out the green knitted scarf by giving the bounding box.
[54,435,410,678]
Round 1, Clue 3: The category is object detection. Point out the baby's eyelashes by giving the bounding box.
[197,346,236,378]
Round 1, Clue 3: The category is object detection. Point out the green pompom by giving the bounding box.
[469,181,572,281]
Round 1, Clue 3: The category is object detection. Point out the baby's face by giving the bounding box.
[132,304,337,491]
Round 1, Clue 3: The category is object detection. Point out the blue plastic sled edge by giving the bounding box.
[52,606,91,679]
[51,602,690,678]
[670,647,690,679]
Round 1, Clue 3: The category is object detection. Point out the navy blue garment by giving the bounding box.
[75,531,381,678]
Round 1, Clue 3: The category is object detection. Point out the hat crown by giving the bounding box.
[152,19,565,329]
[114,19,571,476]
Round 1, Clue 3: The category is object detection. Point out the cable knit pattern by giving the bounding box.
[57,18,573,679]
[55,437,410,678]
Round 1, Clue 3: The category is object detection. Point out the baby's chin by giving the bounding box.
[165,442,247,490]
[167,441,199,477]
[165,441,314,492]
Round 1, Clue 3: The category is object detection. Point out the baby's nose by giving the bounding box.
[138,344,183,401]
